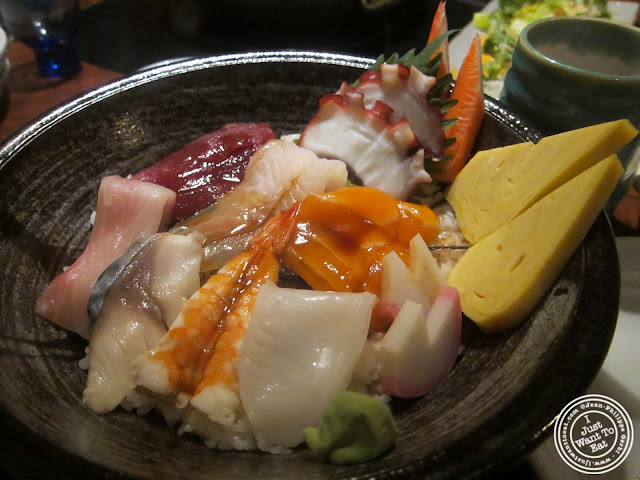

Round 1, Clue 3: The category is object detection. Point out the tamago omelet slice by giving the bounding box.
[446,119,637,244]
[447,155,624,333]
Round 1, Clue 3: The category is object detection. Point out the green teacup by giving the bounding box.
[501,16,640,207]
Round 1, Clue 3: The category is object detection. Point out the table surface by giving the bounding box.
[0,1,638,478]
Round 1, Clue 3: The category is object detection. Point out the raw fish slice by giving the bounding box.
[133,123,276,221]
[238,283,376,451]
[173,139,347,271]
[200,231,255,273]
[150,233,204,327]
[84,304,166,414]
[83,233,202,413]
[35,176,176,339]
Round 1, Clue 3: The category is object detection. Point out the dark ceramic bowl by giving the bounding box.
[502,17,640,135]
[0,52,619,480]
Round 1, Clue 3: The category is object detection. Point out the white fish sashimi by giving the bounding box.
[175,139,347,271]
[36,176,176,339]
[83,302,167,414]
[238,283,376,452]
[83,233,202,413]
[150,233,204,327]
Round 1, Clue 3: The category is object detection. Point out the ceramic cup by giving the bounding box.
[501,16,640,207]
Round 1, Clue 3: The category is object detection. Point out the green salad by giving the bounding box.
[473,0,609,80]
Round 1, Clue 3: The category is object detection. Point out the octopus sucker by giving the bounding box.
[299,91,431,200]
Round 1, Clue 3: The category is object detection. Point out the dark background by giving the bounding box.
[75,0,489,73]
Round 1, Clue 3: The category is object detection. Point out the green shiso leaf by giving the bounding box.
[352,30,458,86]
[442,118,458,131]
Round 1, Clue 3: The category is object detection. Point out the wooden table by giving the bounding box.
[0,40,122,140]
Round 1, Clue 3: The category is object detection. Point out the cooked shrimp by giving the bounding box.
[133,206,299,423]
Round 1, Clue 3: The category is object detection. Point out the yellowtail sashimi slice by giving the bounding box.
[238,283,376,452]
[36,176,176,339]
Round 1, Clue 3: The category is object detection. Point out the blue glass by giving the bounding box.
[0,0,81,78]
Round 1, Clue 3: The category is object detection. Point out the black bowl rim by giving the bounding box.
[0,51,376,166]
[0,51,618,480]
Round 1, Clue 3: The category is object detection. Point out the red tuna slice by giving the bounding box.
[133,123,276,221]
[35,176,176,339]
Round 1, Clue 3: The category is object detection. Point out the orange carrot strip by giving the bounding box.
[434,34,485,183]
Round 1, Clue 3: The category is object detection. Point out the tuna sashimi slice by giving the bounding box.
[132,123,276,221]
[35,176,176,339]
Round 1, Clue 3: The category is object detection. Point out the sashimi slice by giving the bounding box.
[133,123,276,221]
[433,34,484,183]
[174,139,347,271]
[84,298,167,414]
[84,233,202,414]
[35,176,176,339]
[427,1,450,79]
[238,283,376,451]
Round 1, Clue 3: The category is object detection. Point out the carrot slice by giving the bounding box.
[427,1,450,78]
[433,34,485,183]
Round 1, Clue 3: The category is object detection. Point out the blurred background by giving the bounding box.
[75,0,487,73]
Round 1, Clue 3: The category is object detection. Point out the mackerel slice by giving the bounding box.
[447,119,638,244]
[447,154,624,333]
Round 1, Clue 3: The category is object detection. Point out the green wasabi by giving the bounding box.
[303,391,399,465]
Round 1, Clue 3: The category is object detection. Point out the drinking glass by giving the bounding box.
[0,0,81,78]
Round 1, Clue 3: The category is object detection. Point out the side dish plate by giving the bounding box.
[0,52,619,480]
